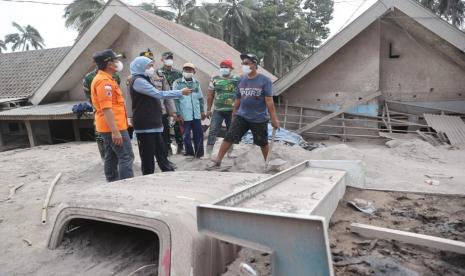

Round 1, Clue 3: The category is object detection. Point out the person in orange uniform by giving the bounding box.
[91,49,134,182]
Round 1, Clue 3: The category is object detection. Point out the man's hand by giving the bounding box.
[181,87,192,95]
[271,118,280,130]
[206,110,212,119]
[170,113,177,121]
[112,130,123,146]
[201,112,206,121]
[127,117,133,127]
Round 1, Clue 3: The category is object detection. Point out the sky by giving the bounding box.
[0,0,377,52]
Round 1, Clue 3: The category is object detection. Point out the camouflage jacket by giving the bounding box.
[158,66,182,89]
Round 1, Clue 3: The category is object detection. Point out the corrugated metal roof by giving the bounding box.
[0,101,88,120]
[0,47,70,99]
[424,113,465,145]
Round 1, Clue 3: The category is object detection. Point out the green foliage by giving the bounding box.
[63,0,105,34]
[181,3,224,39]
[221,0,258,49]
[167,0,197,23]
[417,0,465,27]
[139,2,176,21]
[61,0,333,77]
[243,0,333,76]
[303,0,333,52]
[4,22,45,52]
[0,39,7,53]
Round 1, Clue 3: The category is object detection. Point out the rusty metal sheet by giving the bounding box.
[423,114,465,145]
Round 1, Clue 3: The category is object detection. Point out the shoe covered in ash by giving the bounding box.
[206,159,221,170]
[168,161,177,169]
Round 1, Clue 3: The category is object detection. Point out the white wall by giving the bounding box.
[380,16,465,102]
[283,22,381,110]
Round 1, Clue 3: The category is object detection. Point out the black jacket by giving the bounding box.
[130,75,163,130]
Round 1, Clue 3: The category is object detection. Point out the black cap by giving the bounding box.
[93,49,122,64]
[140,48,154,58]
[162,51,174,59]
[240,53,258,64]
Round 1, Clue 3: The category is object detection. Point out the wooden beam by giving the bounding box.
[385,101,392,133]
[24,120,36,147]
[0,124,4,148]
[341,113,346,142]
[283,100,288,129]
[295,91,382,134]
[73,120,81,141]
[351,223,465,255]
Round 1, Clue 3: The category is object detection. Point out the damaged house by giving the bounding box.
[273,0,465,143]
[0,0,275,150]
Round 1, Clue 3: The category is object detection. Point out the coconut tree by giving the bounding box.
[0,39,6,53]
[139,2,176,21]
[181,3,224,39]
[4,22,45,52]
[63,0,105,34]
[418,0,465,28]
[167,0,197,23]
[437,0,465,27]
[220,0,257,50]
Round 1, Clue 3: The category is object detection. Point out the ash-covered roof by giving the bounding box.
[0,47,70,99]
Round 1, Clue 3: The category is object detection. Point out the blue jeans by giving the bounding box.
[101,131,135,182]
[207,110,232,146]
[183,119,204,158]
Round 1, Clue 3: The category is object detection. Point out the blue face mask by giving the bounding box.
[219,68,230,76]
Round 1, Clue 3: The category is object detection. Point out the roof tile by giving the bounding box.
[130,7,277,81]
[0,47,70,99]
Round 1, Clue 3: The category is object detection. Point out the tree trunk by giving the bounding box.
[229,21,234,46]
[263,48,275,74]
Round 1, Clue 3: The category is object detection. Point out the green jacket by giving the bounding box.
[158,66,182,89]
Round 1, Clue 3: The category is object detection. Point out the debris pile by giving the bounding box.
[385,139,444,162]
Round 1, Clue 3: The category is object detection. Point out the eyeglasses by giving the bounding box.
[241,61,253,65]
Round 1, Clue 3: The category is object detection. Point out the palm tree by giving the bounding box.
[0,39,6,53]
[167,0,196,23]
[181,3,224,39]
[220,0,257,49]
[437,0,465,27]
[4,22,45,52]
[63,0,105,34]
[418,0,465,28]
[139,2,176,21]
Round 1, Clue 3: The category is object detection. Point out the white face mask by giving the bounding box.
[219,68,230,77]
[183,72,194,79]
[241,65,251,75]
[145,67,155,77]
[164,59,174,66]
[114,60,124,72]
